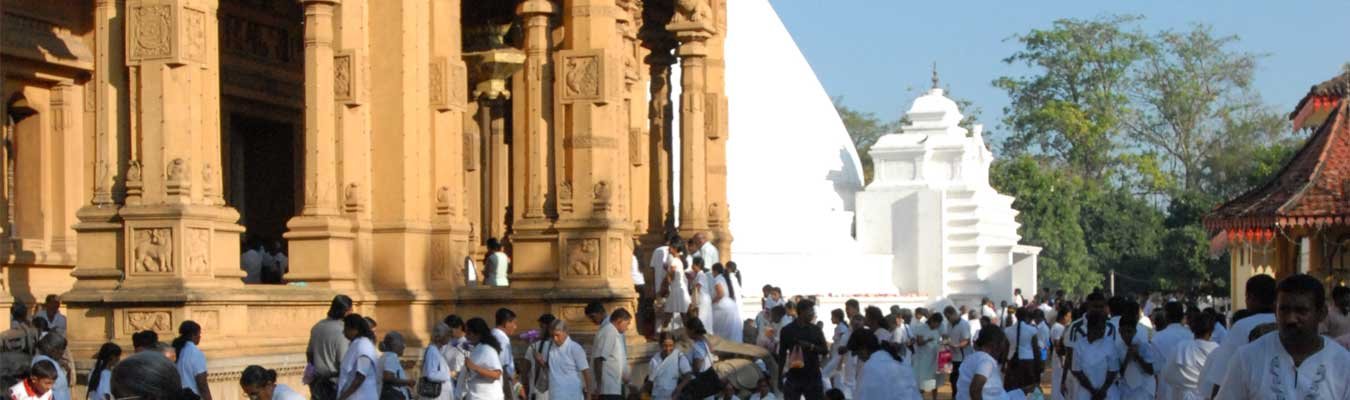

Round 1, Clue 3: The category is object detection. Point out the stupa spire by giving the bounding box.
[931,62,940,89]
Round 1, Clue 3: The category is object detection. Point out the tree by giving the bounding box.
[1124,25,1289,192]
[835,97,901,183]
[992,156,1098,295]
[994,15,1152,179]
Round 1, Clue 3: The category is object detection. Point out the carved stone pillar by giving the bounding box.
[469,50,524,245]
[668,14,712,237]
[429,0,470,290]
[704,0,732,259]
[113,0,242,287]
[72,0,129,294]
[546,0,637,310]
[513,0,553,224]
[507,0,558,287]
[285,0,356,290]
[641,30,677,251]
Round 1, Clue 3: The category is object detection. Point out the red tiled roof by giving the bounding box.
[1205,101,1348,232]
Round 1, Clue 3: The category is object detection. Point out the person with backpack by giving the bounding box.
[1,301,40,390]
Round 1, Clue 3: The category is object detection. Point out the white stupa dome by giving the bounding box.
[725,0,864,254]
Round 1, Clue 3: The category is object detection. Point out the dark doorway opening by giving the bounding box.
[227,114,297,243]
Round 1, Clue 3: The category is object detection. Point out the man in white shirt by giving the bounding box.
[1216,274,1350,400]
[1149,302,1191,400]
[33,295,66,337]
[690,232,720,267]
[547,320,595,400]
[1198,275,1277,398]
[493,308,520,400]
[981,298,998,321]
[591,309,631,400]
[943,307,972,398]
[1013,288,1026,308]
[1068,293,1120,400]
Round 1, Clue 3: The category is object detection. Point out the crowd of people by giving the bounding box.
[5,227,1350,400]
[735,274,1350,400]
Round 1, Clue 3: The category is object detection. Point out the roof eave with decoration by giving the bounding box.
[1204,71,1350,241]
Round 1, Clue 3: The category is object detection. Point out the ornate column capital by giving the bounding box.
[516,0,555,17]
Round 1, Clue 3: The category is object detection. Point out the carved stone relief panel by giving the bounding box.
[608,237,623,277]
[558,181,574,213]
[132,228,174,274]
[630,128,646,166]
[334,50,361,105]
[126,1,201,66]
[126,310,173,334]
[558,49,609,104]
[430,57,451,112]
[193,309,220,333]
[559,305,588,325]
[185,228,210,275]
[567,135,617,150]
[429,240,449,281]
[250,307,317,332]
[566,238,600,277]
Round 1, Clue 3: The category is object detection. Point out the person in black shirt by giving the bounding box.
[777,299,827,400]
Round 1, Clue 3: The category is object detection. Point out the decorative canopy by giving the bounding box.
[1204,71,1350,237]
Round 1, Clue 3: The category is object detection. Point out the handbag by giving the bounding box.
[417,377,443,398]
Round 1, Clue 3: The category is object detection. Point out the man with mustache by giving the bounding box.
[1215,274,1350,399]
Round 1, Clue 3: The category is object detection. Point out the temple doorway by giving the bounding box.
[225,115,298,243]
[218,0,304,269]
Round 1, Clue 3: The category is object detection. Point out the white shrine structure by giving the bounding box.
[722,0,1038,313]
[856,82,1041,306]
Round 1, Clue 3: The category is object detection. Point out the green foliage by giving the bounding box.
[994,15,1152,179]
[1125,24,1290,192]
[991,156,1099,295]
[987,15,1307,297]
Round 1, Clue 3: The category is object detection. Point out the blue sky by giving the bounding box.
[770,0,1350,143]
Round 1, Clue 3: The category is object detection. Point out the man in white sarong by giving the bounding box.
[1216,274,1350,400]
[1148,302,1192,400]
[1197,275,1277,398]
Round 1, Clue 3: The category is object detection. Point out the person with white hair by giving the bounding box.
[545,320,594,400]
[421,322,455,400]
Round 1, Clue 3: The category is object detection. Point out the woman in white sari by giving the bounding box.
[337,314,380,400]
[464,318,505,400]
[711,263,743,343]
[421,322,454,400]
[848,328,921,400]
[911,314,943,400]
[644,333,692,400]
[663,242,691,330]
[691,258,714,333]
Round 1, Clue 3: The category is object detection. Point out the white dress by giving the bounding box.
[466,343,504,400]
[1162,339,1218,400]
[1196,312,1273,395]
[712,275,743,343]
[546,338,590,400]
[338,337,381,400]
[421,345,454,400]
[694,270,714,331]
[648,350,692,400]
[7,381,52,400]
[663,257,691,314]
[909,324,941,391]
[955,351,1007,400]
[856,351,921,400]
[1214,334,1350,400]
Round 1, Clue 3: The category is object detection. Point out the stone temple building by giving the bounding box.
[0,0,731,395]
